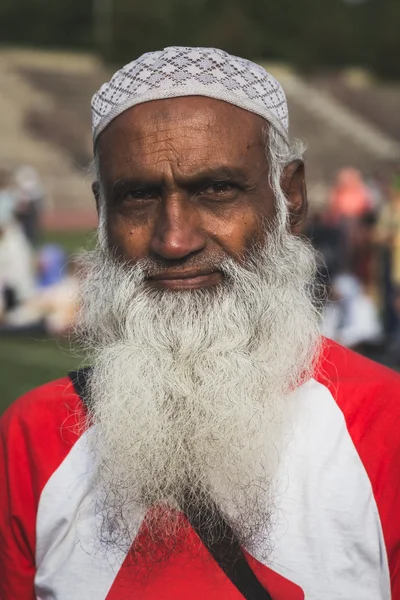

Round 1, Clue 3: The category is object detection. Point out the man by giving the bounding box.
[0,47,399,600]
[0,170,35,319]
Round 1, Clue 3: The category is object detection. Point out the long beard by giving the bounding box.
[75,224,322,559]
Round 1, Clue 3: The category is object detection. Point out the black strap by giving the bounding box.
[69,367,273,600]
[182,489,273,600]
[206,540,273,600]
[69,366,93,409]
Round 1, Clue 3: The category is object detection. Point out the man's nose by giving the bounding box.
[149,195,207,260]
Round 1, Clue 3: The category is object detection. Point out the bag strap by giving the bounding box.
[69,367,273,600]
[183,491,273,600]
[69,366,93,409]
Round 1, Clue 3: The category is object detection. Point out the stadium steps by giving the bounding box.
[1,50,399,227]
[0,49,98,226]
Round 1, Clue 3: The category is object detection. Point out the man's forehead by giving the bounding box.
[97,96,266,163]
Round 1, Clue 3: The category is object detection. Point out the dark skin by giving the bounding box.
[94,96,307,290]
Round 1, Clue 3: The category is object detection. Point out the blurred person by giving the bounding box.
[0,170,35,319]
[3,257,79,336]
[37,258,79,334]
[328,167,372,270]
[386,286,400,366]
[375,172,400,335]
[321,273,382,350]
[1,47,400,600]
[36,243,67,288]
[329,168,372,222]
[365,171,387,216]
[304,209,341,285]
[352,211,378,296]
[0,168,14,215]
[13,165,45,246]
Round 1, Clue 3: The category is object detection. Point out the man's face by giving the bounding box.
[95,97,281,290]
[82,99,317,551]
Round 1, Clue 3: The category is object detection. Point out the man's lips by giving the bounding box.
[148,270,223,290]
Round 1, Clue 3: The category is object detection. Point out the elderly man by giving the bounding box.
[0,47,399,600]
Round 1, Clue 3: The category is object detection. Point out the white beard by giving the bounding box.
[76,222,322,558]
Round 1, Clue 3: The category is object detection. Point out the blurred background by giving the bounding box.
[1,0,400,414]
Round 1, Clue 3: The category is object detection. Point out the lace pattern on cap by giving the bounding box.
[92,46,289,144]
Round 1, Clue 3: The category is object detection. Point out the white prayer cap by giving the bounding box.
[91,46,289,145]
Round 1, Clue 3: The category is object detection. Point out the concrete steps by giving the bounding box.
[1,51,398,227]
[0,49,99,219]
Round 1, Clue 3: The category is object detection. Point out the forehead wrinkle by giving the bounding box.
[108,132,263,185]
[125,124,223,163]
[125,146,238,186]
[128,121,213,142]
[123,129,230,178]
[99,97,266,148]
[113,105,259,154]
[97,99,269,185]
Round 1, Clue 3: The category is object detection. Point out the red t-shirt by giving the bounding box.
[1,340,399,599]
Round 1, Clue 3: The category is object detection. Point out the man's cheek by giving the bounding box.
[107,224,151,261]
[219,218,265,258]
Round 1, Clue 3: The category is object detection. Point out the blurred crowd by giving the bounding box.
[307,166,400,367]
[1,162,400,367]
[0,166,79,337]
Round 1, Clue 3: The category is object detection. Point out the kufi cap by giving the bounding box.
[91,46,289,145]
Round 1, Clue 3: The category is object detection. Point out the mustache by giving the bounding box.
[108,243,266,282]
[143,256,227,279]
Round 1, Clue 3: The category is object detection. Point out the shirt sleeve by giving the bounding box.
[0,405,36,600]
[0,377,83,600]
[317,341,400,599]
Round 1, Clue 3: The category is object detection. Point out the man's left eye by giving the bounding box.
[201,182,236,195]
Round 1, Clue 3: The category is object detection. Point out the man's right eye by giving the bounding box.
[124,189,157,201]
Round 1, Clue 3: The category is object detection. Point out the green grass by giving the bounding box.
[0,230,92,416]
[42,230,95,254]
[0,337,83,415]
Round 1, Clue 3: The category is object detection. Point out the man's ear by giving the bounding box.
[281,160,308,233]
[92,181,101,214]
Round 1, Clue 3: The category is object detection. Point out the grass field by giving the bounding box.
[0,336,83,414]
[0,230,92,416]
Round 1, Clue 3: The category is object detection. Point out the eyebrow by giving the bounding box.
[184,166,251,185]
[107,166,254,201]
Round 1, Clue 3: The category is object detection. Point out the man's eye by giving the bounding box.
[125,189,157,201]
[200,182,236,196]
